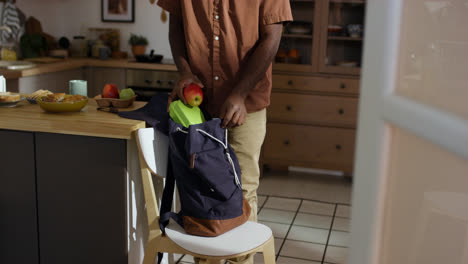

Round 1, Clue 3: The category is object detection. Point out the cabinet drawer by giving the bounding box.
[126,69,179,88]
[273,74,360,95]
[262,124,356,170]
[268,93,358,127]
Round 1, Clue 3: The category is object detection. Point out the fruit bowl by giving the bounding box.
[38,96,88,113]
[94,94,136,108]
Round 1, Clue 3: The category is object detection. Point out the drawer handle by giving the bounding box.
[156,80,163,85]
[288,80,293,85]
[284,140,290,146]
[168,80,175,86]
[144,79,152,84]
[340,83,346,89]
[286,105,292,111]
[336,144,342,150]
[338,108,344,115]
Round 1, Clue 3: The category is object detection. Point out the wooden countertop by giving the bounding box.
[0,99,147,139]
[0,58,178,79]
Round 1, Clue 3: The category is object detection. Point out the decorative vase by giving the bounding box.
[132,45,146,57]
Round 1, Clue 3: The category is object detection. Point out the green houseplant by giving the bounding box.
[128,34,148,57]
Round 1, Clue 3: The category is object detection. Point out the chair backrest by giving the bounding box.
[136,128,169,231]
[136,127,169,178]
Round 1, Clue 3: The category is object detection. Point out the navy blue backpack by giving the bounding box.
[159,117,250,237]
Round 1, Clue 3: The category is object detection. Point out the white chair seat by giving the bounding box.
[165,220,273,256]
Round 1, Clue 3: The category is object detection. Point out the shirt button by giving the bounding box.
[214,36,219,41]
[215,76,219,81]
[215,15,219,20]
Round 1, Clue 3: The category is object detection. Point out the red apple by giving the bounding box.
[102,83,119,99]
[184,83,203,107]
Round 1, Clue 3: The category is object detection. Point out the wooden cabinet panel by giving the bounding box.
[35,133,127,264]
[268,93,358,127]
[18,69,85,94]
[85,67,126,97]
[0,130,39,264]
[272,74,360,95]
[262,124,356,172]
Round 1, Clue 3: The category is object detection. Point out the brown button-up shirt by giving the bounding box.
[157,0,292,115]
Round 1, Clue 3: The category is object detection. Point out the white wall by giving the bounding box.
[15,0,173,59]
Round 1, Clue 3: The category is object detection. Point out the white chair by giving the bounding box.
[136,128,276,264]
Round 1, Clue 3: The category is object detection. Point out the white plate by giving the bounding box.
[0,97,24,107]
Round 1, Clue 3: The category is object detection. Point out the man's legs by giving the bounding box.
[194,109,267,264]
[227,109,267,264]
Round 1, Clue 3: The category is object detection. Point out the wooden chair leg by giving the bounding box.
[263,237,276,264]
[143,238,160,264]
[199,258,222,264]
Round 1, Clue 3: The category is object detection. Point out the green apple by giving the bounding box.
[119,88,135,100]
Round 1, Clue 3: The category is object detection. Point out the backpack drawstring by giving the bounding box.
[177,127,242,188]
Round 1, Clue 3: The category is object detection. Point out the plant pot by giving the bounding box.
[131,45,147,57]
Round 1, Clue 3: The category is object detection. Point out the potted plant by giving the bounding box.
[128,34,148,57]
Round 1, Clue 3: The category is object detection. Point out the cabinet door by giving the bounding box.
[85,67,126,97]
[35,133,127,264]
[18,69,85,94]
[0,130,39,264]
[318,0,366,75]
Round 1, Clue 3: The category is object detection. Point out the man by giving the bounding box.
[157,1,292,263]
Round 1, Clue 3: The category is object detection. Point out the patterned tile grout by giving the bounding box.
[275,199,303,262]
[258,193,351,206]
[321,204,338,264]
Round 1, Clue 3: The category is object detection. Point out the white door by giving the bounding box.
[350,1,468,264]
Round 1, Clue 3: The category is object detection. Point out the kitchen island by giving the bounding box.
[0,100,154,264]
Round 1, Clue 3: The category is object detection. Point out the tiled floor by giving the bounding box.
[174,171,352,264]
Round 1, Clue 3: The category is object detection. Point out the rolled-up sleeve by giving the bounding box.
[260,0,293,25]
[157,0,181,16]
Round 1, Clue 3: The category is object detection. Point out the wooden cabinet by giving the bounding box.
[84,67,126,97]
[0,130,39,264]
[15,69,85,94]
[263,0,365,174]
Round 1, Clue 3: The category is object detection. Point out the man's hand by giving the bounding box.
[167,72,204,111]
[219,93,247,128]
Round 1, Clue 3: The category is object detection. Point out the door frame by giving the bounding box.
[349,0,468,263]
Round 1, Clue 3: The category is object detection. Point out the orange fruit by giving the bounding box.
[288,48,299,58]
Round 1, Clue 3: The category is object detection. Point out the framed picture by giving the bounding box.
[102,0,135,23]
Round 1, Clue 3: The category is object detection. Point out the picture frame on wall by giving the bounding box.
[102,0,135,23]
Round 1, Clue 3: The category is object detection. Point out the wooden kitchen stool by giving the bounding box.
[136,128,276,264]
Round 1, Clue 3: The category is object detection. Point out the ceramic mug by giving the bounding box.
[69,80,87,97]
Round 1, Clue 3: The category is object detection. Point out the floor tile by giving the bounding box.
[254,253,264,264]
[258,208,296,224]
[329,231,350,247]
[263,196,301,212]
[325,246,349,264]
[280,240,325,262]
[258,171,352,204]
[335,205,351,218]
[172,253,184,263]
[258,195,268,208]
[274,238,284,255]
[332,217,350,232]
[287,225,329,244]
[294,213,333,229]
[299,200,335,216]
[277,256,322,264]
[180,254,195,263]
[259,221,290,239]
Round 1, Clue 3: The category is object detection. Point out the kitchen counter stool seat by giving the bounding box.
[136,128,276,264]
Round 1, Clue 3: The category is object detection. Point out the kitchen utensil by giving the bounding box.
[94,94,136,108]
[135,49,163,63]
[37,96,88,113]
[69,80,88,96]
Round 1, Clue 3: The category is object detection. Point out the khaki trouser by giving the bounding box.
[195,109,267,264]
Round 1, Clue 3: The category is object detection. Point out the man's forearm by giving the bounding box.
[232,24,283,99]
[169,15,191,75]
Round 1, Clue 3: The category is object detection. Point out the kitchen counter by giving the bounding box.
[0,99,146,139]
[0,58,178,79]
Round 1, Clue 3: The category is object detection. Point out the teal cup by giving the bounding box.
[69,80,88,97]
